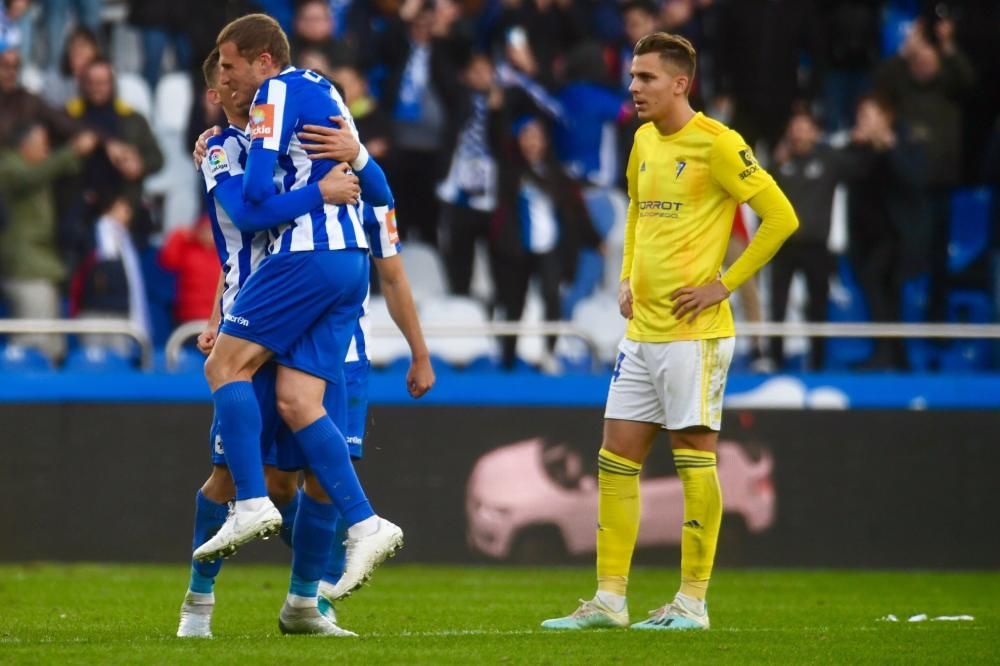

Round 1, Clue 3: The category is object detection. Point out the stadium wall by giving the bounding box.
[2,403,998,568]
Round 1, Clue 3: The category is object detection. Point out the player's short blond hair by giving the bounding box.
[201,48,220,88]
[634,32,697,88]
[216,13,291,70]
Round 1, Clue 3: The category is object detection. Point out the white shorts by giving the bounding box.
[604,337,735,431]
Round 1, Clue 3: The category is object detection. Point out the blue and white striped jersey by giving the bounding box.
[345,202,402,364]
[200,125,269,317]
[246,66,368,255]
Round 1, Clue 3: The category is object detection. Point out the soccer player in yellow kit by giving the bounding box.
[542,33,798,631]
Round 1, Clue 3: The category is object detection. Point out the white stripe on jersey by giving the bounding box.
[264,80,286,152]
[345,290,370,363]
[216,202,268,315]
[372,205,400,258]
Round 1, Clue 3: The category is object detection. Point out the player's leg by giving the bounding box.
[276,364,402,601]
[194,340,282,561]
[542,340,661,630]
[177,462,234,638]
[278,474,356,637]
[319,361,369,621]
[632,337,734,631]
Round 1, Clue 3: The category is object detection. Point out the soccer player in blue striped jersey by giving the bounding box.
[195,14,403,631]
[178,47,367,639]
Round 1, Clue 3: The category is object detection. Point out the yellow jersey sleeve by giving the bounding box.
[721,182,799,291]
[620,142,639,281]
[709,129,775,203]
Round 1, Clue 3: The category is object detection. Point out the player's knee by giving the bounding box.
[265,467,299,505]
[201,465,235,503]
[276,391,321,431]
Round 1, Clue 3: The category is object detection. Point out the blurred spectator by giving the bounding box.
[490,112,599,371]
[74,197,150,356]
[127,0,192,90]
[769,110,842,369]
[42,0,100,71]
[844,94,929,369]
[381,1,462,244]
[715,0,822,153]
[332,63,392,161]
[252,0,294,34]
[159,214,219,324]
[437,52,499,296]
[817,0,882,132]
[291,0,355,69]
[615,1,660,93]
[67,58,163,222]
[493,0,588,86]
[874,18,975,322]
[0,43,81,146]
[554,42,628,188]
[41,24,99,108]
[0,121,97,361]
[1,0,34,62]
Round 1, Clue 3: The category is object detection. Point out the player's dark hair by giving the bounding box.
[59,26,101,78]
[217,13,291,70]
[201,48,220,88]
[633,32,697,88]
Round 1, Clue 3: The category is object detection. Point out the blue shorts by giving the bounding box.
[209,363,282,466]
[221,249,369,384]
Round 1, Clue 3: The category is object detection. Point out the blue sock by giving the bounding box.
[291,493,339,596]
[212,382,266,500]
[293,416,374,525]
[321,511,349,586]
[278,491,300,549]
[189,490,230,593]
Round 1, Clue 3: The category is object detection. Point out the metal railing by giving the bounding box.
[164,320,604,370]
[0,318,153,369]
[163,319,1000,371]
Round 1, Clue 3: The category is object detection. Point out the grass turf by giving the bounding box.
[0,564,996,664]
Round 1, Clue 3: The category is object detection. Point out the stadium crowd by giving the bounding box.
[0,0,998,372]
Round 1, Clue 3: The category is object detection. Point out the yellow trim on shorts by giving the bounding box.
[700,339,715,426]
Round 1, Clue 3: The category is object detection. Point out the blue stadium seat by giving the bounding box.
[0,344,53,372]
[948,187,992,274]
[938,290,993,372]
[62,347,135,373]
[823,257,874,369]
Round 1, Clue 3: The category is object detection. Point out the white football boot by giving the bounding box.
[176,592,214,638]
[278,603,357,637]
[192,500,282,562]
[325,517,404,600]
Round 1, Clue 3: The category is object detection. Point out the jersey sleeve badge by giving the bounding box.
[249,103,276,140]
[207,145,230,176]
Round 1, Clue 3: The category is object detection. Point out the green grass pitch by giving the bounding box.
[1,564,996,664]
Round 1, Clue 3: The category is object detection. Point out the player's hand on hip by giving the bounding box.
[192,126,221,170]
[318,163,361,205]
[197,328,218,355]
[618,279,634,320]
[671,279,731,324]
[300,117,361,163]
[406,356,436,399]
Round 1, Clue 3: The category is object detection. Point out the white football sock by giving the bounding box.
[596,590,626,612]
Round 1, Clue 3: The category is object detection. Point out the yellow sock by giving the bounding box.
[596,448,642,597]
[673,448,722,601]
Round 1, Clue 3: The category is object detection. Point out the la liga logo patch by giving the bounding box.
[250,103,276,140]
[207,145,229,174]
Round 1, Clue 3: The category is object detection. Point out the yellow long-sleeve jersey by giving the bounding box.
[621,112,798,342]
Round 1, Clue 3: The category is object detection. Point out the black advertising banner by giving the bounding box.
[1,405,998,568]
